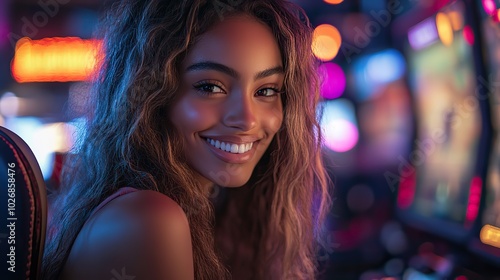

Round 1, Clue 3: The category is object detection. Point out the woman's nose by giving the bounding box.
[222,92,257,131]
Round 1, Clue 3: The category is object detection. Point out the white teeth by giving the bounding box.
[238,144,245,154]
[230,144,238,153]
[204,137,254,154]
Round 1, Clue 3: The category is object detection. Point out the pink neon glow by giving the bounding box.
[482,0,497,16]
[493,9,500,22]
[323,119,358,152]
[465,176,482,222]
[319,62,346,100]
[397,172,416,209]
[462,25,475,45]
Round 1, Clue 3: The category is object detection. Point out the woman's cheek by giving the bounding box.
[266,106,284,134]
[178,99,220,129]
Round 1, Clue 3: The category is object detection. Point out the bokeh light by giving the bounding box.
[397,172,416,209]
[365,49,405,85]
[352,49,406,101]
[4,117,54,179]
[494,9,500,22]
[482,0,497,16]
[480,224,500,249]
[324,0,344,4]
[312,24,342,61]
[11,37,102,83]
[436,12,454,46]
[462,25,475,45]
[319,62,346,99]
[319,99,359,153]
[408,18,438,51]
[323,119,359,152]
[0,92,20,117]
[446,11,463,31]
[347,184,375,213]
[465,176,482,223]
[36,122,77,153]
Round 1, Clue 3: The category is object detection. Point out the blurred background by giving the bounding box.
[1,0,500,279]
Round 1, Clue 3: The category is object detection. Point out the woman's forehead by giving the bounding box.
[182,14,283,75]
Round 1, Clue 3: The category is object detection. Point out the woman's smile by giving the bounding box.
[204,137,254,154]
[201,135,261,164]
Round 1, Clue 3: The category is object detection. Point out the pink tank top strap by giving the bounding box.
[91,186,139,217]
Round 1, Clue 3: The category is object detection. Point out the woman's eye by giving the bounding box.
[256,88,281,97]
[193,82,225,94]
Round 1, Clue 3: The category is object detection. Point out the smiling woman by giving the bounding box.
[41,1,332,280]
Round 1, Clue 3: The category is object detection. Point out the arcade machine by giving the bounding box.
[467,0,500,269]
[388,0,498,278]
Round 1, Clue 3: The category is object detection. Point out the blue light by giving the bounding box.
[365,49,406,84]
[4,117,54,180]
[352,49,406,101]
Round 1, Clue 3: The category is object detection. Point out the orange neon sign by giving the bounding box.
[11,37,102,83]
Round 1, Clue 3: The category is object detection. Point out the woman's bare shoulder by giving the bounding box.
[60,190,194,280]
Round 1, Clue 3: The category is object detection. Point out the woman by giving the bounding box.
[42,0,332,279]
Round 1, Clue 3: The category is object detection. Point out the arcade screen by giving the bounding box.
[477,3,500,252]
[400,0,482,233]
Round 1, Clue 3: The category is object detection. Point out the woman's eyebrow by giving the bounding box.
[186,61,284,80]
[186,61,238,78]
[254,66,284,80]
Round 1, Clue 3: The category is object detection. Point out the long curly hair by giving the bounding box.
[42,0,332,279]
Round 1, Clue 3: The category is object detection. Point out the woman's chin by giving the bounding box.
[210,174,252,188]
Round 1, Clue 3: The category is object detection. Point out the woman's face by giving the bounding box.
[170,14,284,188]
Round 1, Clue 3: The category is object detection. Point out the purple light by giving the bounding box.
[0,3,8,46]
[319,62,346,99]
[408,18,438,50]
[0,21,8,46]
[323,119,359,152]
